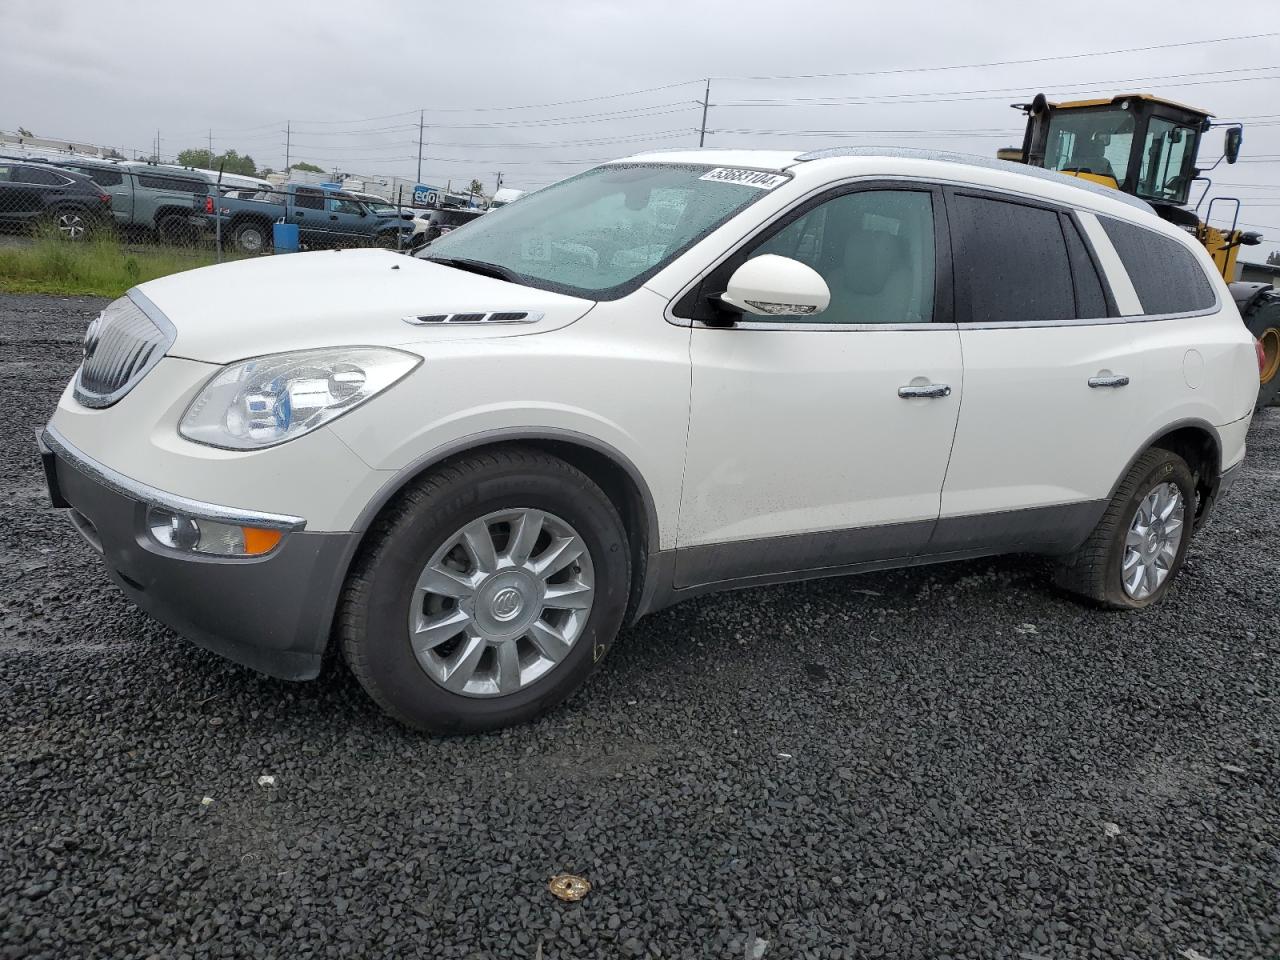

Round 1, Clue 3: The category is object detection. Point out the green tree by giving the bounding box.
[468,179,484,199]
[1267,249,1280,266]
[17,126,33,137]
[289,161,324,174]
[176,147,258,175]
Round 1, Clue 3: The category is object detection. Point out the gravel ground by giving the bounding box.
[1,291,1278,960]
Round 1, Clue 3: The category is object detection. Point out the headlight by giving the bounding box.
[179,346,421,449]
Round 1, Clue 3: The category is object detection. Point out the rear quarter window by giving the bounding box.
[73,167,124,187]
[136,174,208,194]
[1099,216,1216,314]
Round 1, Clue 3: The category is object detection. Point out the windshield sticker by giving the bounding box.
[699,168,788,190]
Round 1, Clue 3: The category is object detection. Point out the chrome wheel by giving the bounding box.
[407,508,595,698]
[1121,481,1185,600]
[56,212,87,240]
[236,226,265,254]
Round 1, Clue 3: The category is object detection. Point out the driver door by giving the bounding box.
[675,184,963,588]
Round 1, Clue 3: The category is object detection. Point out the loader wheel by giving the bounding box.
[1243,292,1280,408]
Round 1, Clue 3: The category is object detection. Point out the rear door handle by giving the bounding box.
[1088,375,1130,388]
[898,383,952,399]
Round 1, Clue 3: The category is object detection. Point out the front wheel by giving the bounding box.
[1054,449,1195,609]
[339,447,631,733]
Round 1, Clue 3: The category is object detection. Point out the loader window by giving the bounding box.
[1099,216,1216,315]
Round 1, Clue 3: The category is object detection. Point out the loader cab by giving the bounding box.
[1016,93,1212,209]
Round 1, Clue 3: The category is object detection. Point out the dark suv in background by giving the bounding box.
[0,162,111,239]
[419,207,483,245]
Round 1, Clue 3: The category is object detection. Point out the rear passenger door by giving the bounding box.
[291,188,327,243]
[934,190,1149,552]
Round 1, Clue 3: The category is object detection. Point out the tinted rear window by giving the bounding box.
[952,194,1075,324]
[72,166,123,187]
[1099,216,1216,314]
[137,174,207,194]
[13,166,67,186]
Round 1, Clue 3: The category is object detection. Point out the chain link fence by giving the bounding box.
[0,153,480,261]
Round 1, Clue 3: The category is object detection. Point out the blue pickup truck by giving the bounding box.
[203,183,413,254]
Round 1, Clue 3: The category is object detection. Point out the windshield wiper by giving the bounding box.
[422,256,523,285]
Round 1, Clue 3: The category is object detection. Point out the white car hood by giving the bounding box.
[135,249,594,364]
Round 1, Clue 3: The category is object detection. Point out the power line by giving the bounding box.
[715,31,1280,82]
[718,66,1280,108]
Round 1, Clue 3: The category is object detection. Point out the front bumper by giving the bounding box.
[39,427,357,681]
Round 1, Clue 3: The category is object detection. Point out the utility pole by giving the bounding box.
[208,128,213,166]
[284,122,291,172]
[417,110,425,184]
[492,171,502,207]
[154,129,160,162]
[698,79,711,147]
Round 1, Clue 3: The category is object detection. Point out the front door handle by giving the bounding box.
[1088,375,1130,388]
[898,383,952,399]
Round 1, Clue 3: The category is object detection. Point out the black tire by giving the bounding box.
[1053,448,1196,609]
[1243,292,1280,408]
[338,447,631,733]
[232,220,271,255]
[156,213,195,245]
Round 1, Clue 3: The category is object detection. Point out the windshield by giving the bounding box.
[1043,107,1135,185]
[416,163,787,299]
[367,201,397,215]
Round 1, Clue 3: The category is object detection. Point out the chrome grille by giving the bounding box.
[73,294,176,408]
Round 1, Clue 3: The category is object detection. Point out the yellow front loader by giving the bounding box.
[1007,93,1280,406]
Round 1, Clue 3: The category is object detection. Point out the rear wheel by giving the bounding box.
[48,208,90,241]
[1054,449,1195,609]
[232,220,271,255]
[339,448,631,733]
[156,213,195,245]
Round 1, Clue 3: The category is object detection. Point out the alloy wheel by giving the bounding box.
[407,508,595,698]
[1121,481,1185,600]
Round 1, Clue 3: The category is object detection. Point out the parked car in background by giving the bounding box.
[347,190,433,246]
[206,183,414,253]
[419,206,483,245]
[0,161,111,239]
[44,158,214,241]
[40,148,1257,733]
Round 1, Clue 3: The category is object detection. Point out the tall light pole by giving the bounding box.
[284,121,291,172]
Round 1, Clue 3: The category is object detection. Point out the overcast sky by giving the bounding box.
[3,0,1277,240]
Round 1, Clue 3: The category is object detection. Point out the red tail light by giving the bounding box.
[205,196,214,214]
[1256,337,1267,375]
[99,193,111,205]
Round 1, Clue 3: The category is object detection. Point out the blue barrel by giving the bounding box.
[272,222,300,253]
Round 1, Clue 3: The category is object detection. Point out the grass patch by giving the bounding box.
[0,231,229,298]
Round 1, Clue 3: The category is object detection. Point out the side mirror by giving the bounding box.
[720,254,831,317]
[1225,127,1242,165]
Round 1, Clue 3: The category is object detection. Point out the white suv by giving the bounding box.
[40,148,1258,732]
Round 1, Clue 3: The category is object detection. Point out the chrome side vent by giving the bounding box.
[73,292,176,409]
[402,310,539,326]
